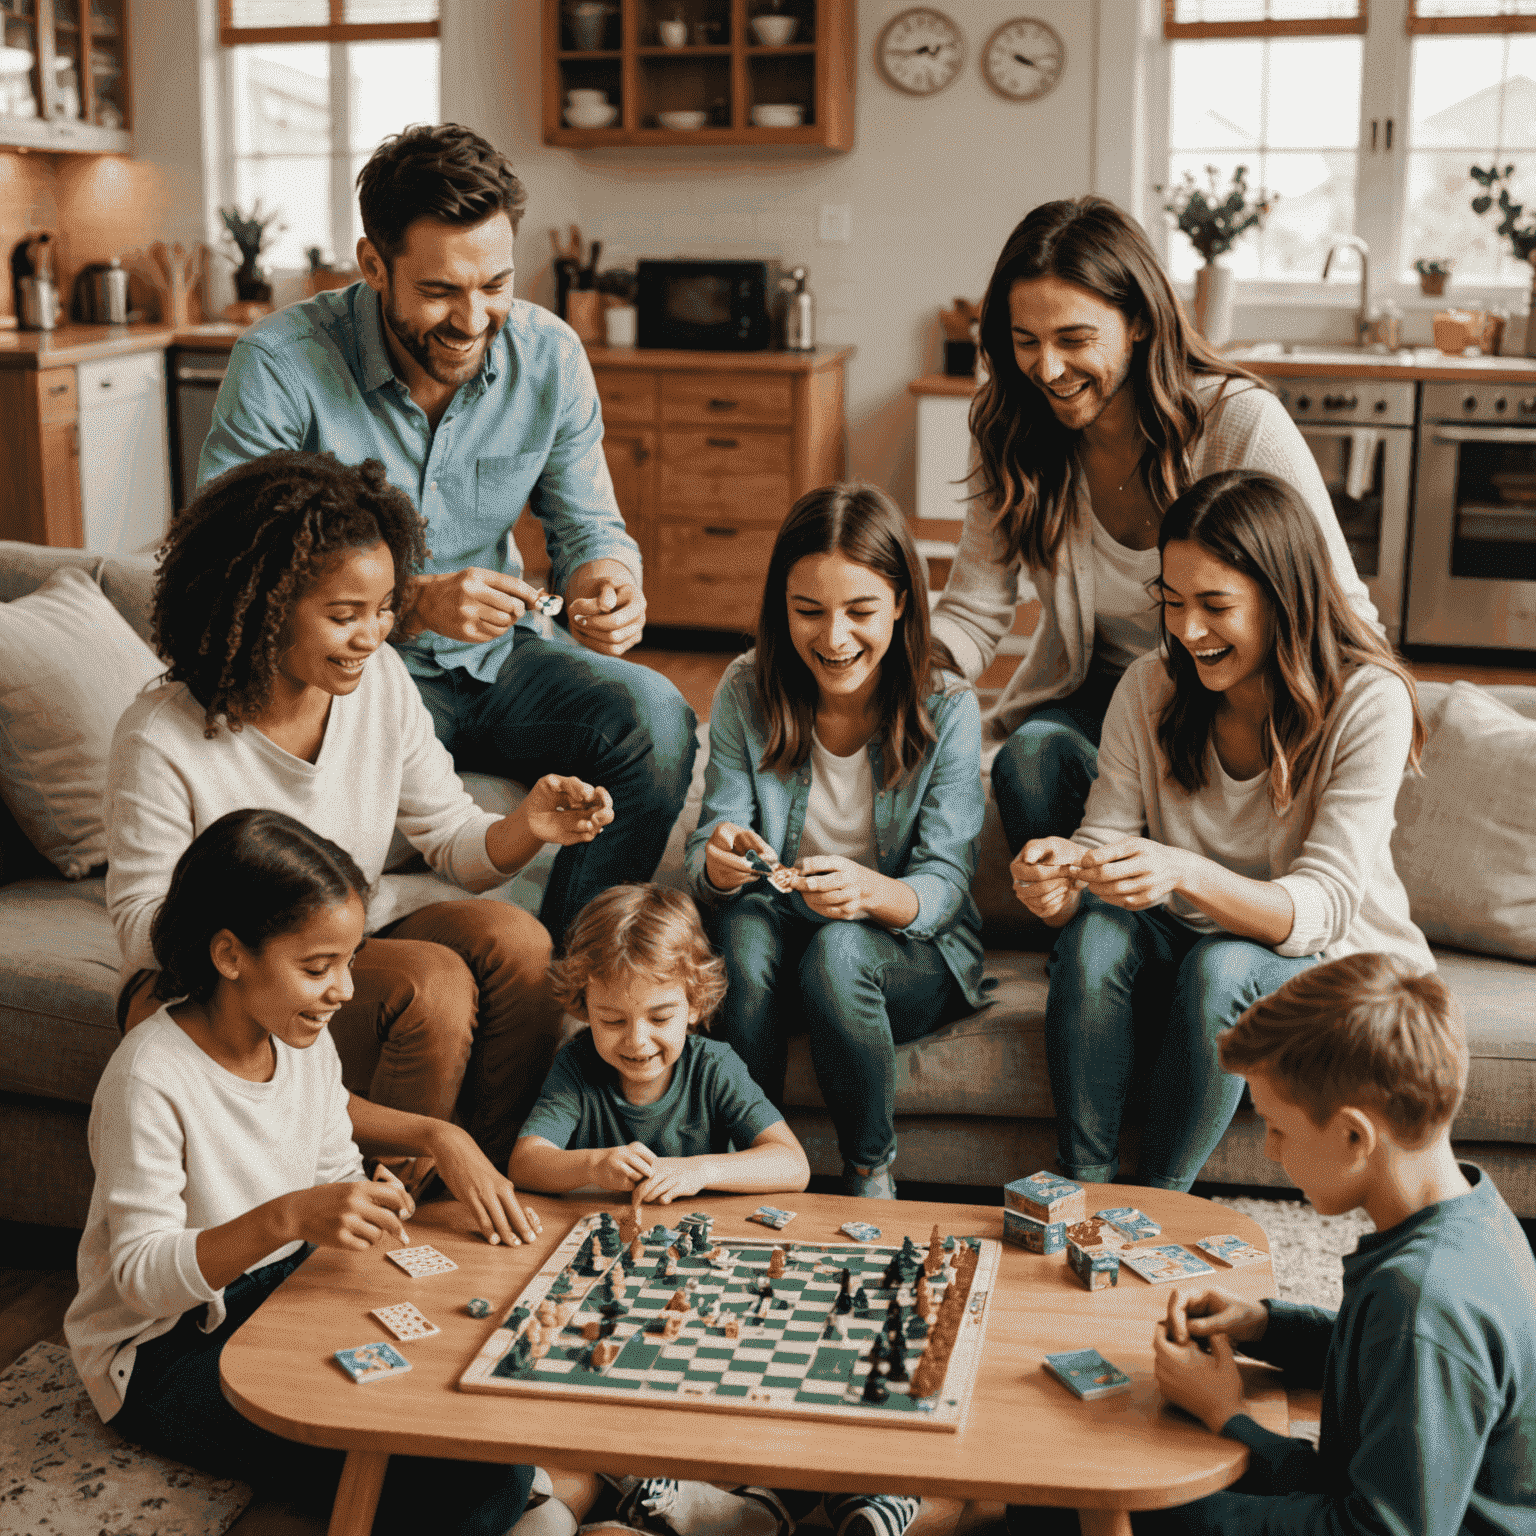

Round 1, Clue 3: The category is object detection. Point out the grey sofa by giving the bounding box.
[4,539,1534,1229]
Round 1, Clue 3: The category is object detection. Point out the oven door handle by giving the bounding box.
[1294,423,1400,440]
[1429,425,1536,445]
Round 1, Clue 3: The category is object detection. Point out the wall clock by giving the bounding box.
[981,17,1065,102]
[875,8,966,98]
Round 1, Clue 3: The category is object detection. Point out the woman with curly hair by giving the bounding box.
[106,450,608,1207]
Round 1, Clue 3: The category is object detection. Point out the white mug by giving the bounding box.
[604,304,637,347]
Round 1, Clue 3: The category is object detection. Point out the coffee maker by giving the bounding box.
[10,232,60,331]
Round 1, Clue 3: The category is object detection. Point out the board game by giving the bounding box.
[458,1209,1001,1432]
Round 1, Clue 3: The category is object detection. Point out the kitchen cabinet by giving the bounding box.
[544,0,854,149]
[0,0,132,154]
[589,345,851,630]
[77,350,170,554]
[0,366,83,546]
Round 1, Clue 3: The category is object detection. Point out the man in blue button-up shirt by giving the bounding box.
[198,125,697,947]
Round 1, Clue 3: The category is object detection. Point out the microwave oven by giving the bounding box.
[636,259,785,351]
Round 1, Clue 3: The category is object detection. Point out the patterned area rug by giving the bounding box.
[1211,1196,1377,1311]
[0,1342,251,1536]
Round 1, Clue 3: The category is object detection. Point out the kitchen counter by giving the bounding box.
[0,322,245,369]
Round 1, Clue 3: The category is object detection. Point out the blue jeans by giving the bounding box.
[111,1248,533,1536]
[414,630,698,948]
[991,670,1121,851]
[1044,898,1318,1191]
[712,888,964,1170]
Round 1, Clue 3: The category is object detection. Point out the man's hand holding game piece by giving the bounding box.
[590,1140,659,1192]
[704,823,779,893]
[1165,1286,1270,1347]
[401,567,541,644]
[567,560,647,657]
[1153,1320,1247,1434]
[1011,836,1091,921]
[522,774,614,844]
[423,1120,543,1246]
[631,1156,714,1205]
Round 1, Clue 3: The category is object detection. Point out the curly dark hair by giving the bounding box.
[154,451,427,736]
[357,123,528,265]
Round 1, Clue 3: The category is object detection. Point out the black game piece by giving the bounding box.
[862,1361,890,1404]
[573,1237,600,1275]
[834,1271,854,1315]
[885,1342,909,1383]
[853,1286,870,1312]
[884,1299,904,1333]
[906,1314,928,1340]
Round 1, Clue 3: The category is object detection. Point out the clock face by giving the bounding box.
[875,8,965,98]
[982,18,1065,102]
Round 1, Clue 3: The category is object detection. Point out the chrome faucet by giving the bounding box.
[1322,237,1371,347]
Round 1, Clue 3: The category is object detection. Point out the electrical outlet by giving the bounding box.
[818,204,851,244]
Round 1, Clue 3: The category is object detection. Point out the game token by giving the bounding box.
[1118,1244,1218,1284]
[369,1302,441,1341]
[335,1341,413,1385]
[1002,1208,1066,1255]
[1043,1348,1132,1401]
[1194,1234,1268,1268]
[1096,1206,1162,1242]
[385,1244,458,1279]
[533,590,564,618]
[748,1205,797,1230]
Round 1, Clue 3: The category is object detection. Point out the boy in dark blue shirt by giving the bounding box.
[1147,952,1536,1535]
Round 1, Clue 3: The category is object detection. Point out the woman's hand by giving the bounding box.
[1011,837,1090,920]
[1153,1322,1248,1434]
[1165,1287,1270,1347]
[591,1141,658,1192]
[704,822,774,893]
[279,1181,411,1251]
[632,1156,715,1205]
[1071,838,1192,911]
[520,775,614,846]
[424,1122,542,1245]
[799,855,876,921]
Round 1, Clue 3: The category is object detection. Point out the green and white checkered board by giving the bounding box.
[458,1213,1000,1432]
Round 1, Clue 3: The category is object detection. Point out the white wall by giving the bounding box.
[442,0,1101,511]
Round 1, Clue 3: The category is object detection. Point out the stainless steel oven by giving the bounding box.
[1406,382,1536,651]
[1271,377,1415,643]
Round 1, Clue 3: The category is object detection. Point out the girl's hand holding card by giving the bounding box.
[523,774,613,845]
[1072,837,1193,911]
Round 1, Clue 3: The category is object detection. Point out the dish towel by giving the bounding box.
[1345,428,1382,501]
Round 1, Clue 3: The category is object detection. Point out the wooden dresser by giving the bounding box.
[586,344,853,632]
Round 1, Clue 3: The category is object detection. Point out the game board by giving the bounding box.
[458,1211,1001,1432]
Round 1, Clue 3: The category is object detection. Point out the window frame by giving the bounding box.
[219,0,438,47]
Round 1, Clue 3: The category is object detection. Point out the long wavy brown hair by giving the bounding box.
[970,196,1261,573]
[754,483,956,790]
[153,451,427,736]
[1155,469,1425,813]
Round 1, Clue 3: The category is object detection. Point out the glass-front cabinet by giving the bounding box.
[0,0,130,152]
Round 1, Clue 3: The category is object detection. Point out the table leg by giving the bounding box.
[327,1448,389,1536]
[1077,1510,1133,1536]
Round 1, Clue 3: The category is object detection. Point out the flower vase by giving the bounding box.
[1192,260,1236,347]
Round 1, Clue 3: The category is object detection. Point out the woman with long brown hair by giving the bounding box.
[931,196,1377,854]
[685,483,987,1200]
[1011,469,1429,1192]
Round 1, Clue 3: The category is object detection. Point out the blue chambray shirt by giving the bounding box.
[197,282,643,684]
[685,653,989,1009]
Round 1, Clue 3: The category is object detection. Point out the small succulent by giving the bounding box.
[1156,165,1277,263]
[1470,165,1536,263]
[218,201,285,280]
[1414,258,1453,277]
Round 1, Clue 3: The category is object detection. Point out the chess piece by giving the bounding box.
[885,1341,909,1383]
[662,1312,686,1339]
[853,1286,869,1312]
[768,1247,786,1279]
[925,1224,944,1275]
[723,1314,741,1341]
[592,1339,620,1370]
[666,1288,691,1312]
[536,1300,557,1327]
[629,1235,645,1264]
[835,1270,854,1314]
[915,1274,933,1318]
[862,1360,890,1404]
[583,1320,602,1340]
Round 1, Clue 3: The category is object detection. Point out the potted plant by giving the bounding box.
[1469,164,1536,355]
[1156,165,1277,347]
[1414,258,1453,297]
[218,200,283,308]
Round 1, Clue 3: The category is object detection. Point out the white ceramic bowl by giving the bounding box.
[565,102,618,128]
[750,14,797,45]
[657,109,708,130]
[658,20,688,46]
[751,102,803,127]
[566,88,608,106]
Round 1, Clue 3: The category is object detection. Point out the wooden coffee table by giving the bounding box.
[220,1189,1286,1536]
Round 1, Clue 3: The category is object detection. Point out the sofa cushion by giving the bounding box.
[0,567,165,877]
[1392,682,1536,962]
[0,876,123,1105]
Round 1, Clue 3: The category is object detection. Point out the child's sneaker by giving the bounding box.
[615,1478,794,1536]
[824,1493,920,1536]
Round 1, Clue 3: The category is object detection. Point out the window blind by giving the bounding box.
[1409,1,1536,32]
[1164,0,1367,35]
[221,0,438,46]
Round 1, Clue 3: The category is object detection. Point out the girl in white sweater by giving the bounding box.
[1011,469,1429,1192]
[67,807,537,1531]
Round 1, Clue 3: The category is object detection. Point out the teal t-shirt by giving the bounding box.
[519,1032,782,1158]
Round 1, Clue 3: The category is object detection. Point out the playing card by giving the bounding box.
[839,1221,882,1242]
[334,1341,413,1384]
[748,1205,797,1230]
[385,1244,459,1279]
[1117,1244,1217,1284]
[1194,1234,1268,1268]
[369,1302,441,1341]
[1044,1348,1132,1401]
[1096,1206,1161,1242]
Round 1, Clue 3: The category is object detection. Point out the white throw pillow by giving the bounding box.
[0,566,164,878]
[1391,681,1536,961]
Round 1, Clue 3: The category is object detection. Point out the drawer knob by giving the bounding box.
[48,383,68,395]
[633,444,650,463]
[99,379,113,389]
[702,526,739,537]
[706,436,739,448]
[707,398,739,410]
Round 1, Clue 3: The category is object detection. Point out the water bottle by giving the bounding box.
[784,266,814,352]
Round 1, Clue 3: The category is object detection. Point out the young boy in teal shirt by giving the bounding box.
[1145,952,1536,1535]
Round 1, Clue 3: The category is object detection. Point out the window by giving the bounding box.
[1160,0,1536,295]
[220,2,440,271]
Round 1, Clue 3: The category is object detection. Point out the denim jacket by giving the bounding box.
[685,653,989,1008]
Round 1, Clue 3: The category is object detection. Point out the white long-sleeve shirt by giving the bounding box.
[931,378,1381,738]
[105,641,503,976]
[65,1008,365,1420]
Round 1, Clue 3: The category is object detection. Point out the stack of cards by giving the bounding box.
[1044,1348,1132,1401]
[1096,1206,1161,1242]
[1005,1171,1087,1225]
[839,1221,882,1242]
[1194,1234,1268,1268]
[334,1342,413,1385]
[385,1244,459,1278]
[748,1205,797,1230]
[1118,1245,1217,1284]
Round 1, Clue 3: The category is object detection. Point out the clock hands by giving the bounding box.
[891,43,950,57]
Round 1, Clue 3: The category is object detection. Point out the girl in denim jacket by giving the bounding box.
[686,484,988,1199]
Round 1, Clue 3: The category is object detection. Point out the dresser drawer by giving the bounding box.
[659,463,793,525]
[649,521,776,631]
[660,428,792,477]
[593,368,658,425]
[78,350,164,407]
[660,371,793,426]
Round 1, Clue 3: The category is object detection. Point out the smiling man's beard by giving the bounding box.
[382,283,501,386]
